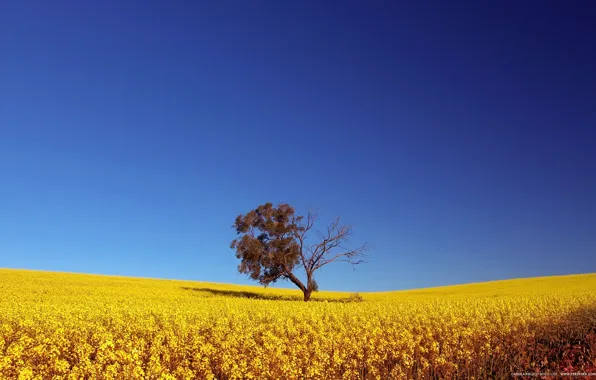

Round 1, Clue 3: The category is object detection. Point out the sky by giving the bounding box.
[0,1,595,292]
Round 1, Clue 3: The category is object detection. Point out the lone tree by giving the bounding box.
[230,202,367,301]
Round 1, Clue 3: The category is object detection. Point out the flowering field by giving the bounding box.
[0,269,595,379]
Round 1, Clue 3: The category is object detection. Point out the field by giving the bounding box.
[0,269,595,379]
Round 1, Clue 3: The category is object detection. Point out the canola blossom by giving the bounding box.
[0,269,595,379]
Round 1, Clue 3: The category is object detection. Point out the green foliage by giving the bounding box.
[231,203,302,287]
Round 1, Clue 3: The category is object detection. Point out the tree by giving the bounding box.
[230,202,367,301]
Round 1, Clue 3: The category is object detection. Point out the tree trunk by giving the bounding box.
[303,288,312,302]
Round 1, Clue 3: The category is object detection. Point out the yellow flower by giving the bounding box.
[0,269,594,379]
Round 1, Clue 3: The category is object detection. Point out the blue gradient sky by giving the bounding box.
[1,1,595,291]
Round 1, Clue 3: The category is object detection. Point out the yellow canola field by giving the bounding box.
[0,269,595,379]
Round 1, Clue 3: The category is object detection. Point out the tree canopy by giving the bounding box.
[231,203,367,301]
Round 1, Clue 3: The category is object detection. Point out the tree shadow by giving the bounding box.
[182,287,298,301]
[181,287,359,303]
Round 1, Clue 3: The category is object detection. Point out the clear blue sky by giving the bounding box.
[1,1,595,292]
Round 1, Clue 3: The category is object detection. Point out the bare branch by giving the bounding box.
[299,210,319,269]
[313,243,367,271]
[303,216,367,273]
[292,214,307,270]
